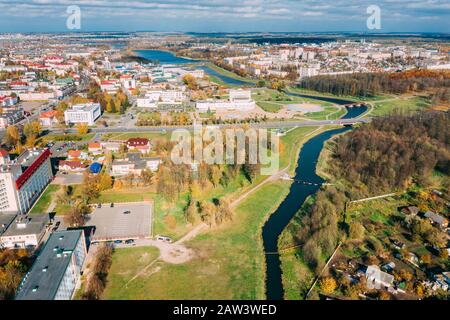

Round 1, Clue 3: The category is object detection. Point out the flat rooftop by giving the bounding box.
[15,229,83,300]
[0,214,17,236]
[2,214,49,237]
[15,149,45,168]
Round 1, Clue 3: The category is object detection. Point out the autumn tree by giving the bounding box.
[320,277,337,294]
[183,74,198,90]
[76,123,89,135]
[3,125,20,149]
[23,121,41,147]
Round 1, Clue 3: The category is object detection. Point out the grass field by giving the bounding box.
[101,131,169,141]
[40,133,96,144]
[286,86,390,103]
[102,246,160,300]
[205,63,256,84]
[370,96,430,116]
[30,184,60,214]
[103,181,291,299]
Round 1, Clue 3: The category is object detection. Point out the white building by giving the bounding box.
[111,153,161,176]
[64,103,101,126]
[0,214,49,249]
[0,148,53,214]
[137,90,185,108]
[196,89,256,112]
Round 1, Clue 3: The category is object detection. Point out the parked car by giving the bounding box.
[156,235,172,243]
[97,203,102,208]
[114,240,122,244]
[110,203,114,208]
[123,210,131,215]
[125,239,135,244]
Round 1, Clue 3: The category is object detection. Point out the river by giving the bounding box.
[262,126,352,300]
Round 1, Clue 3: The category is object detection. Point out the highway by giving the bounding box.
[45,118,371,135]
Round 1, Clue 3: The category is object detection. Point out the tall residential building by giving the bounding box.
[0,148,53,214]
[15,230,87,300]
[64,102,101,126]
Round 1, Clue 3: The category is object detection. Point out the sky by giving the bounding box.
[0,0,449,33]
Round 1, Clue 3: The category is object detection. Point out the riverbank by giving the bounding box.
[277,129,352,300]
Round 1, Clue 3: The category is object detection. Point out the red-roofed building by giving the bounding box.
[88,142,102,153]
[58,160,87,172]
[39,110,59,127]
[126,138,152,154]
[67,150,81,159]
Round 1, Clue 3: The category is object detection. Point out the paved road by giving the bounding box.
[43,118,371,136]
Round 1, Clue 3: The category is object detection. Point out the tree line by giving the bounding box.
[292,112,449,276]
[298,69,450,97]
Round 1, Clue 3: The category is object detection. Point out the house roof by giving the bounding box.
[126,138,150,147]
[365,265,394,288]
[89,162,102,174]
[67,150,81,158]
[39,110,58,119]
[59,160,85,169]
[424,211,448,225]
[88,142,101,149]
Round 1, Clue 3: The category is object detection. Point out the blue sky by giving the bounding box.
[0,0,449,33]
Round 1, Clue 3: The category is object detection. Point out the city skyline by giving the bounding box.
[1,0,449,33]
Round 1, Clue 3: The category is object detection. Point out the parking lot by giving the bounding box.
[85,202,153,242]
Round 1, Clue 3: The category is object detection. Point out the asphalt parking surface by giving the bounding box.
[85,202,152,241]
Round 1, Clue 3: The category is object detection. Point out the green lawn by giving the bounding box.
[30,184,60,214]
[102,131,169,141]
[40,133,95,144]
[103,180,291,299]
[256,101,283,112]
[370,96,430,116]
[305,106,342,120]
[102,246,160,300]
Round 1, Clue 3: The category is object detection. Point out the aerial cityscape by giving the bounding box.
[0,0,449,308]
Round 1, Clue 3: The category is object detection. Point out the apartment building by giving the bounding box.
[64,103,101,126]
[196,89,256,112]
[137,89,185,108]
[0,148,53,214]
[15,229,87,300]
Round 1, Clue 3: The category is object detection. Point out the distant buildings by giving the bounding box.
[196,89,256,112]
[15,229,87,300]
[0,148,53,214]
[137,89,185,108]
[64,103,101,126]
